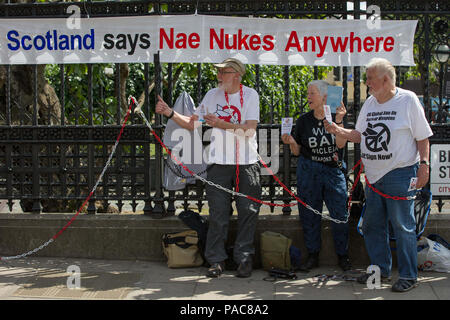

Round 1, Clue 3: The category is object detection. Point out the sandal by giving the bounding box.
[206,262,224,278]
[391,279,418,292]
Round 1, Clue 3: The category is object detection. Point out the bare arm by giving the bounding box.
[281,134,300,156]
[416,138,430,189]
[323,120,361,143]
[155,95,198,130]
[334,102,347,148]
[204,114,257,136]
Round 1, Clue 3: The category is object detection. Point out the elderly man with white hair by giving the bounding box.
[324,58,433,292]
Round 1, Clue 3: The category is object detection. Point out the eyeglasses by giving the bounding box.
[217,70,237,75]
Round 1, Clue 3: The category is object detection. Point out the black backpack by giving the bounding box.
[178,210,209,257]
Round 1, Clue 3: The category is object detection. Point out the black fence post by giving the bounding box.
[282,65,291,215]
[152,52,166,217]
[31,65,41,214]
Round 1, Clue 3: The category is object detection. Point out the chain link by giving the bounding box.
[1,239,54,261]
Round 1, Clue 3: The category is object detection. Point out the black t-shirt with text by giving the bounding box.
[293,111,342,167]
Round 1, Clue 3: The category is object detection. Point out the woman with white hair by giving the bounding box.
[324,58,433,292]
[282,80,351,272]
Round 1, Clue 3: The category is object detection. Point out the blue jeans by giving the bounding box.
[296,156,349,256]
[362,164,418,280]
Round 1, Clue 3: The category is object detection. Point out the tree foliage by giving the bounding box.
[45,62,331,125]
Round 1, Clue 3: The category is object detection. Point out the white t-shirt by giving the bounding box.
[198,86,260,165]
[355,88,433,184]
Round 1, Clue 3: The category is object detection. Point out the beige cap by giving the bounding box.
[214,58,246,76]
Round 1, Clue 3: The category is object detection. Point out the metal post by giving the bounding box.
[87,64,96,214]
[282,65,291,215]
[32,65,41,214]
[152,52,166,217]
[143,62,153,215]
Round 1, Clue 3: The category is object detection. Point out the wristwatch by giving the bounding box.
[420,160,429,166]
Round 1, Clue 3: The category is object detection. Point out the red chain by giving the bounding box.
[348,160,412,202]
[364,174,410,201]
[224,84,244,193]
[347,159,363,211]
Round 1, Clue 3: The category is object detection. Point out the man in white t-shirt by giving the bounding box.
[324,58,433,292]
[156,58,261,278]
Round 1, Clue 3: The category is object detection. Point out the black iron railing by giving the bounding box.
[0,0,448,215]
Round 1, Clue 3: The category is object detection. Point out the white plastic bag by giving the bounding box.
[417,237,450,273]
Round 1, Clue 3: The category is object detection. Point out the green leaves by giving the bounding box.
[44,61,331,125]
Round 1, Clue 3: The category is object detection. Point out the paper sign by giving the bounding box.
[281,117,293,135]
[326,85,343,113]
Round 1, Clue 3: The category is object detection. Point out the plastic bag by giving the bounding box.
[162,92,207,190]
[417,236,450,273]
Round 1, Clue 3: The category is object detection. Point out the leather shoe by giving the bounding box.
[298,252,319,271]
[338,254,352,271]
[206,262,224,278]
[236,259,252,278]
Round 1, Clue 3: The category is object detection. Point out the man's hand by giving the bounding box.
[416,164,429,189]
[155,95,172,117]
[335,102,347,123]
[189,114,200,129]
[323,120,339,135]
[204,113,222,128]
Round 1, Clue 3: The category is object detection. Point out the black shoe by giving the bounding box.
[206,262,224,278]
[298,252,319,272]
[391,279,418,292]
[338,255,352,272]
[236,259,252,278]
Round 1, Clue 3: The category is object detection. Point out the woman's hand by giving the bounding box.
[281,134,296,145]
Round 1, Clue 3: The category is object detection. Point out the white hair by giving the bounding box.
[366,58,396,85]
[307,80,329,97]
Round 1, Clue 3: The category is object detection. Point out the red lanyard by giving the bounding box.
[224,84,244,192]
[224,84,244,121]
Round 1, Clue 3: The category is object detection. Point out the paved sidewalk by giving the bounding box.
[0,257,448,300]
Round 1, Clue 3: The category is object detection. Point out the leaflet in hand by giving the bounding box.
[281,117,293,135]
[326,85,343,113]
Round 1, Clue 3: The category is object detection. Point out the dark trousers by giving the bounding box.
[296,156,349,256]
[205,163,262,264]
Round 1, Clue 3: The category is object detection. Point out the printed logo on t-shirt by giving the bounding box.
[213,104,241,124]
[362,122,391,152]
[361,110,397,161]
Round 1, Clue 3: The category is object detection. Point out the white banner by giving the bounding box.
[0,15,417,66]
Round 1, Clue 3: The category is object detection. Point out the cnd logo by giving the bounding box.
[67,265,81,289]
